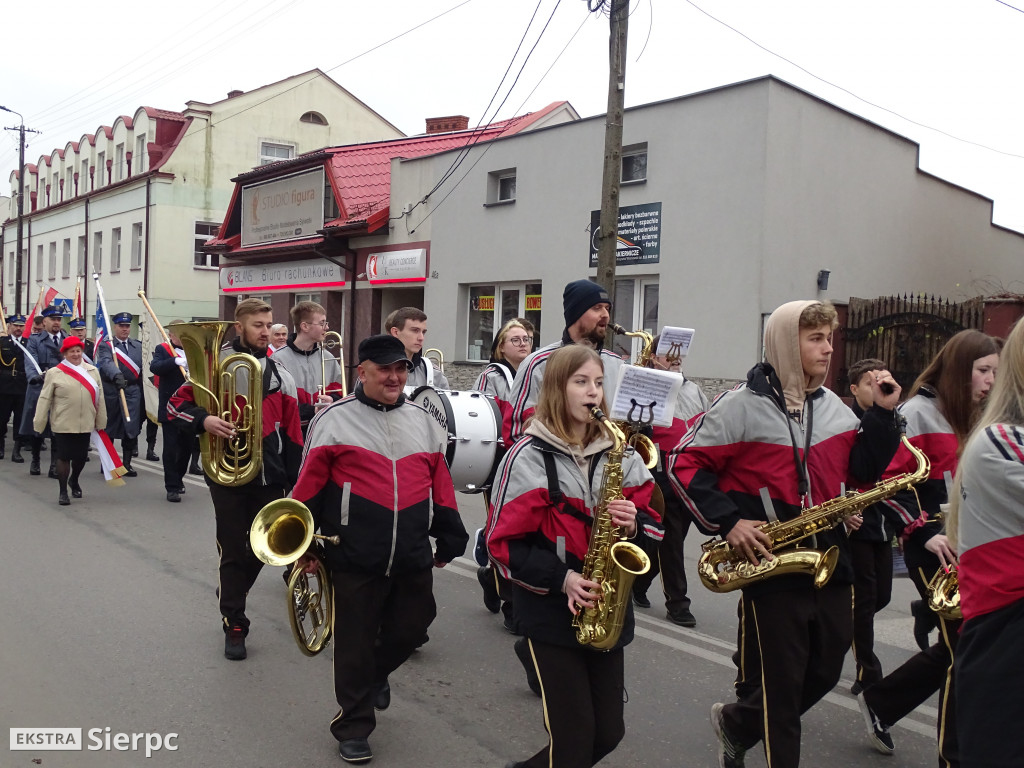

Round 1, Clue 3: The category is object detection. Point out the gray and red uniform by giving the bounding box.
[168,339,303,633]
[292,384,467,744]
[486,421,662,768]
[269,335,343,430]
[955,423,1024,767]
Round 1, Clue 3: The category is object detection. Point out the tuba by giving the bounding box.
[250,498,340,656]
[573,407,651,650]
[168,321,263,486]
[698,435,930,592]
[610,324,659,469]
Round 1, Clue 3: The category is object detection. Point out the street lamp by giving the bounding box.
[0,104,26,314]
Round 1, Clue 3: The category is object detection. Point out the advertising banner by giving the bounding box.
[589,202,662,266]
[241,168,325,247]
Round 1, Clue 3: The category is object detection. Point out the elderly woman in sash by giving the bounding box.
[34,337,106,506]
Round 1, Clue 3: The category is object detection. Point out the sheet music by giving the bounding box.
[655,326,695,358]
[609,364,683,427]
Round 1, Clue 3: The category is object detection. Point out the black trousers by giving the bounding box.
[722,581,852,768]
[632,470,692,612]
[161,423,192,492]
[957,599,1024,768]
[516,639,626,768]
[849,538,894,687]
[0,392,25,443]
[863,553,960,768]
[329,568,436,742]
[146,419,158,446]
[208,483,286,632]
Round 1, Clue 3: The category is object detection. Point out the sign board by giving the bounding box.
[525,294,542,311]
[53,298,73,317]
[241,168,325,247]
[589,202,662,266]
[220,258,346,293]
[366,249,427,285]
[473,295,495,311]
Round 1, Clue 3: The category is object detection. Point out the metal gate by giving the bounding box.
[840,295,984,393]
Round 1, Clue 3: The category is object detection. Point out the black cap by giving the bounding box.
[358,334,413,367]
[563,279,611,328]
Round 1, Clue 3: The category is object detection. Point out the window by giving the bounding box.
[96,152,105,187]
[465,281,541,360]
[77,236,86,275]
[111,228,121,272]
[7,251,13,286]
[48,242,57,280]
[135,134,147,174]
[293,292,322,305]
[300,111,328,125]
[93,232,103,273]
[485,168,517,206]
[36,245,43,282]
[52,174,59,202]
[62,238,71,278]
[81,159,89,190]
[66,168,73,198]
[194,221,220,268]
[130,223,143,269]
[259,141,294,166]
[612,277,659,359]
[115,143,124,181]
[621,143,648,183]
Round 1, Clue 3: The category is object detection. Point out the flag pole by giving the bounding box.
[92,273,131,422]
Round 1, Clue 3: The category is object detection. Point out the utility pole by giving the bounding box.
[2,106,38,315]
[592,0,629,345]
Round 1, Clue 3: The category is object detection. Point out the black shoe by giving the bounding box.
[478,566,501,613]
[667,608,697,627]
[177,485,186,494]
[132,447,138,458]
[146,449,159,462]
[338,738,372,763]
[224,626,247,660]
[373,680,391,711]
[188,462,203,475]
[10,446,24,463]
[632,589,651,608]
[851,680,863,696]
[911,599,936,651]
[69,482,83,499]
[502,615,521,635]
[857,692,895,754]
[123,465,138,478]
[513,638,541,697]
[39,440,47,451]
[47,465,58,479]
[58,492,70,506]
[30,458,40,475]
[166,491,181,503]
[0,443,5,460]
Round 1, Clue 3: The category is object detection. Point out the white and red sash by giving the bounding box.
[57,361,127,486]
[113,344,141,379]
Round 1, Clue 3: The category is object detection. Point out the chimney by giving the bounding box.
[425,115,470,134]
[227,89,244,99]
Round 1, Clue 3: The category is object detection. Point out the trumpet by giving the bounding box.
[250,499,340,656]
[320,330,347,398]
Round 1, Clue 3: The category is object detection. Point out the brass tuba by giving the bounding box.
[698,435,930,592]
[168,321,263,486]
[573,407,651,650]
[250,498,340,656]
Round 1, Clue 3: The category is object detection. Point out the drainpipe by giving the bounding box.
[143,176,151,295]
[83,198,90,323]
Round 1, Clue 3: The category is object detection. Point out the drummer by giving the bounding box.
[385,307,450,392]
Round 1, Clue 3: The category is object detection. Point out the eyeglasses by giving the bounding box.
[306,320,329,328]
[507,336,533,347]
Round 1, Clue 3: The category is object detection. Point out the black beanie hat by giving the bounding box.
[563,279,611,328]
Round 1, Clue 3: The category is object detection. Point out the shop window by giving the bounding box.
[612,277,659,359]
[466,281,541,360]
[621,143,648,184]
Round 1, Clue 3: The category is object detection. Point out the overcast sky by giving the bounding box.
[4,0,1023,233]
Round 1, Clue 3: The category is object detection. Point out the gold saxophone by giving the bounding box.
[572,407,652,649]
[610,323,658,469]
[698,434,930,592]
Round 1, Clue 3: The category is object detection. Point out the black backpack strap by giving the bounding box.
[538,439,591,525]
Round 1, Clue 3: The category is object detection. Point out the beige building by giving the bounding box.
[2,69,403,326]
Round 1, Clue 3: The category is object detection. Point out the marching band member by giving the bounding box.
[291,334,467,764]
[22,306,68,478]
[33,337,106,506]
[486,345,662,768]
[669,300,901,768]
[473,317,535,625]
[168,298,303,660]
[150,322,190,503]
[630,337,709,627]
[95,312,145,477]
[950,318,1024,768]
[0,314,28,463]
[507,280,624,443]
[268,301,342,434]
[857,329,999,765]
[384,307,450,391]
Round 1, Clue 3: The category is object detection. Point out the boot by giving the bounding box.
[30,452,41,475]
[47,457,58,479]
[10,441,24,463]
[0,438,5,460]
[146,444,159,462]
[122,454,137,478]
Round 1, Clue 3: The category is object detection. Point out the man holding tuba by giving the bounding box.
[168,298,303,661]
[289,334,467,764]
[668,300,902,768]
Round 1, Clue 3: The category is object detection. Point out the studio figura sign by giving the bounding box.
[241,168,325,247]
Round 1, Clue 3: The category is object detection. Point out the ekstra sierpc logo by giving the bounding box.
[10,727,178,757]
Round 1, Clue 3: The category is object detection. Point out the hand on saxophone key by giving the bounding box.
[725,519,775,565]
[607,498,638,537]
[924,533,959,570]
[563,570,601,615]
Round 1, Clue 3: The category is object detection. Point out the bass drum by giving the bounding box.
[409,386,503,493]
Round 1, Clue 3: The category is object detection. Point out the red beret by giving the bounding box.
[60,337,84,354]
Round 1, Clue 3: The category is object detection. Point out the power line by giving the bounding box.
[995,0,1024,13]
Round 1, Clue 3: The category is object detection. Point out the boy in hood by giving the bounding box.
[668,300,902,768]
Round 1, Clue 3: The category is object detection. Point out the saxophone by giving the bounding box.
[698,434,930,593]
[572,407,652,649]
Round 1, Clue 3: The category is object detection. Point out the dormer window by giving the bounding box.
[300,111,328,126]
